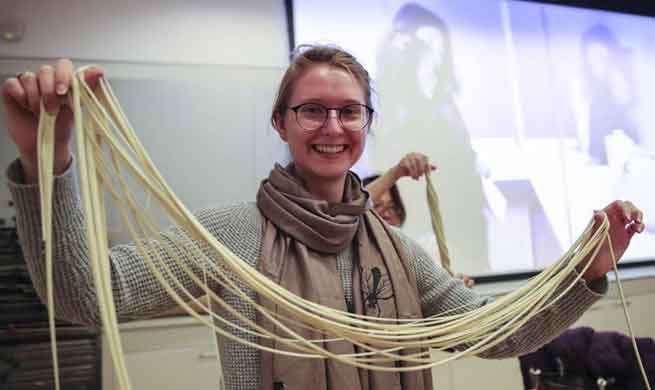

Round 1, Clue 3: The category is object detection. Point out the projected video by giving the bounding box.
[294,0,655,274]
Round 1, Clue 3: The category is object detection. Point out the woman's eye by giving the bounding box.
[301,105,325,116]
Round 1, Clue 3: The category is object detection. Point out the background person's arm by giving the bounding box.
[365,152,435,203]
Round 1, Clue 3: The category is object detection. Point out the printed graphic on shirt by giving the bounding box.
[360,265,394,317]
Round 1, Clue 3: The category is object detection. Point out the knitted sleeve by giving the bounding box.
[7,158,261,327]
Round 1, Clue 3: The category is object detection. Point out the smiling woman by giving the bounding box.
[270,47,373,202]
[1,44,647,390]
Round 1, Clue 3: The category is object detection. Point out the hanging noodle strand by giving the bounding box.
[425,172,453,276]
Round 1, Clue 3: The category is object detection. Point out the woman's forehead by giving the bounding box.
[289,64,366,104]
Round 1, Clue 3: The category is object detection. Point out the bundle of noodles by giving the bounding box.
[34,68,648,390]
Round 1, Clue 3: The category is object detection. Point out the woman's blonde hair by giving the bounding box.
[270,44,373,129]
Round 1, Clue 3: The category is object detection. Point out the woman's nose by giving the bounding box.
[321,110,345,136]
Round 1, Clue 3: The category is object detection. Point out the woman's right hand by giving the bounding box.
[1,60,103,183]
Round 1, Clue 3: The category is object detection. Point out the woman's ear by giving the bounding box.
[273,112,288,142]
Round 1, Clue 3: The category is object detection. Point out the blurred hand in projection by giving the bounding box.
[1,59,103,183]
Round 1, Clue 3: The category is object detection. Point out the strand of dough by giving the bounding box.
[425,173,453,276]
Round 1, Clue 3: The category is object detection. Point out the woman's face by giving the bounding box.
[276,64,367,188]
[375,190,403,227]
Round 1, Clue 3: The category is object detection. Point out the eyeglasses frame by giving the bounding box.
[286,102,374,132]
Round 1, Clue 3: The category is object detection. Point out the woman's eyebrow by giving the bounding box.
[294,98,366,106]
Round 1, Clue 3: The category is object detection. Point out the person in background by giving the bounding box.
[364,152,475,288]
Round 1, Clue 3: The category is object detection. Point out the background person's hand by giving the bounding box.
[580,200,644,281]
[455,273,475,288]
[392,152,437,180]
[1,60,104,183]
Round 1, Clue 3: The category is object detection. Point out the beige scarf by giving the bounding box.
[256,163,433,390]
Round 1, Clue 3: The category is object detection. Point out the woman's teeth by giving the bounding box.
[314,145,346,154]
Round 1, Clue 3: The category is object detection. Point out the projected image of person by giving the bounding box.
[580,24,641,165]
[374,3,489,274]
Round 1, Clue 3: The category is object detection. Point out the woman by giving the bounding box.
[364,152,475,287]
[1,45,644,390]
[364,152,436,227]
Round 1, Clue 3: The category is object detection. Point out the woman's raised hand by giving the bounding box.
[1,59,103,183]
[581,200,645,281]
[392,152,437,181]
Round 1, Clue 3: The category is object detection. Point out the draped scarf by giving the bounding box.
[255,163,432,390]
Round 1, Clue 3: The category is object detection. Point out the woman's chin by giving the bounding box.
[305,158,352,176]
[301,164,351,183]
[317,167,351,181]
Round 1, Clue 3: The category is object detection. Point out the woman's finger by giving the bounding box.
[620,200,635,223]
[20,72,41,115]
[413,161,422,179]
[418,154,433,175]
[1,77,30,111]
[420,156,431,175]
[54,58,73,97]
[38,65,57,113]
[629,222,645,234]
[592,210,606,226]
[416,154,426,175]
[406,157,418,179]
[397,159,409,177]
[606,200,629,224]
[624,201,643,224]
[85,67,105,90]
[415,154,426,177]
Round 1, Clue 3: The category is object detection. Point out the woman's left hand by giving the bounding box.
[580,200,644,282]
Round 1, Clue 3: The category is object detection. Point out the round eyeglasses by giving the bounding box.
[287,103,374,132]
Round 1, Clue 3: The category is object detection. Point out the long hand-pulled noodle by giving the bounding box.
[35,68,649,390]
[425,173,453,276]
